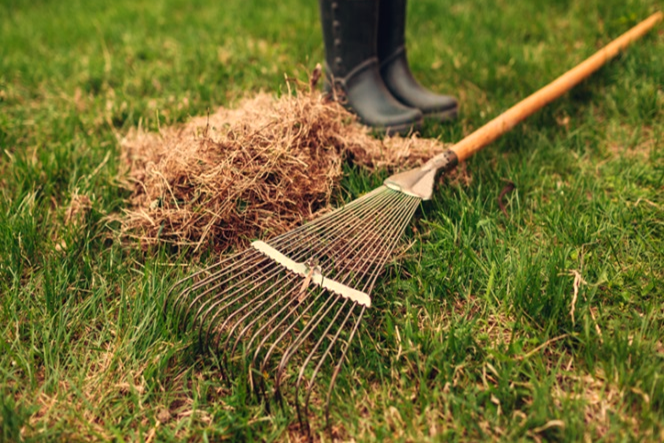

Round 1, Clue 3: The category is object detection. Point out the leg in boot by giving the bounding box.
[319,0,423,135]
[377,0,458,121]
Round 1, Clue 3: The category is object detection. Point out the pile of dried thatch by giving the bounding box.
[120,86,447,253]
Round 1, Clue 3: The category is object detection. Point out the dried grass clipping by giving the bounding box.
[120,85,447,252]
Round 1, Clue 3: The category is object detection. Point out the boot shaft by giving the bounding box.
[377,0,407,61]
[318,0,379,78]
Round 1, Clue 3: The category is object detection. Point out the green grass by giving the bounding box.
[1,0,663,441]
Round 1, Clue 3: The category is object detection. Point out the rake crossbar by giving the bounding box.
[252,241,372,307]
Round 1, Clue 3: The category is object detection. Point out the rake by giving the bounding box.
[165,13,661,429]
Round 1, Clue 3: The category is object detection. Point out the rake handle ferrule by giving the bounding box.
[425,11,662,165]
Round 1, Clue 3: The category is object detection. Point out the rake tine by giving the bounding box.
[195,277,266,350]
[327,192,416,283]
[200,272,292,377]
[274,296,349,397]
[263,191,375,254]
[360,199,420,294]
[178,211,344,322]
[245,286,325,360]
[260,293,337,385]
[325,305,365,431]
[332,192,416,286]
[187,189,414,392]
[178,251,266,329]
[273,189,396,261]
[181,209,351,335]
[204,239,333,354]
[168,261,227,327]
[313,194,403,260]
[292,197,415,421]
[229,279,312,359]
[189,256,287,324]
[296,301,357,431]
[294,189,409,277]
[203,269,293,352]
[165,250,240,312]
[260,191,373,245]
[217,274,299,358]
[251,191,414,392]
[248,287,327,391]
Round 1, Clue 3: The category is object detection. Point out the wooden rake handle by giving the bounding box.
[432,11,663,165]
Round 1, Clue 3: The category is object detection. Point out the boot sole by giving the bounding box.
[377,118,424,136]
[423,106,458,122]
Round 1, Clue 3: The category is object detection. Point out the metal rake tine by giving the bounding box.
[180,226,321,320]
[295,301,357,431]
[274,187,387,241]
[167,250,253,324]
[325,306,365,431]
[293,191,400,268]
[188,256,285,332]
[231,229,350,358]
[331,192,418,287]
[245,284,312,397]
[176,219,323,333]
[216,274,300,358]
[317,191,412,266]
[250,192,414,394]
[202,267,293,351]
[248,287,327,389]
[169,188,387,324]
[201,238,327,351]
[245,286,326,359]
[322,192,416,285]
[251,192,415,397]
[281,189,408,282]
[187,262,281,345]
[274,296,349,396]
[301,190,399,251]
[271,188,396,257]
[257,192,373,246]
[179,253,268,312]
[176,251,266,328]
[259,292,337,378]
[353,197,419,279]
[359,198,421,294]
[228,278,314,359]
[287,195,414,392]
[197,188,402,344]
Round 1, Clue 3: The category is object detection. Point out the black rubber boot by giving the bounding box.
[319,0,423,135]
[377,0,458,121]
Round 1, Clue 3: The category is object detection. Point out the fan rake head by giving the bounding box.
[165,186,420,428]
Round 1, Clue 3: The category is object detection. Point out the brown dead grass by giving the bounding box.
[604,124,658,161]
[21,341,219,442]
[119,83,448,253]
[552,367,660,440]
[64,190,92,227]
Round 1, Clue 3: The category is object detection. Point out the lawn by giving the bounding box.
[1,0,663,441]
